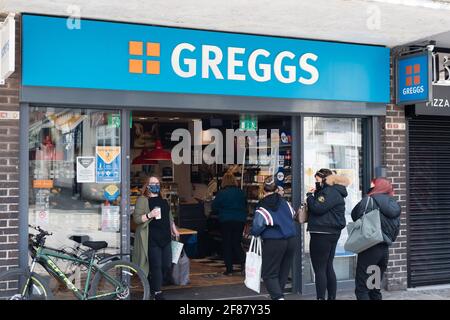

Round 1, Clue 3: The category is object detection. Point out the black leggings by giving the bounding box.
[148,242,172,294]
[221,221,245,272]
[261,237,298,300]
[355,243,389,300]
[309,232,340,300]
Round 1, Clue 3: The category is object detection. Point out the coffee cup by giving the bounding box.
[154,207,161,220]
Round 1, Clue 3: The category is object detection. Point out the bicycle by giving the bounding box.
[0,225,150,300]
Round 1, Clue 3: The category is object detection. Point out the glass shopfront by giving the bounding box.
[28,107,122,262]
[25,107,372,298]
[302,117,364,288]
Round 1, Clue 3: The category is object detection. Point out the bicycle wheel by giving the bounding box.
[0,269,53,300]
[89,260,150,300]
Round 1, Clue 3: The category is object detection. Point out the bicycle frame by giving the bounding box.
[29,245,126,300]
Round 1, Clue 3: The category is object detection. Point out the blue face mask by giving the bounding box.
[148,184,160,194]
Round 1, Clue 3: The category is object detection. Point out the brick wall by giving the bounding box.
[381,53,408,291]
[382,105,408,290]
[0,13,21,273]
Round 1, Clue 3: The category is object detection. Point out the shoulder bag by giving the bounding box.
[344,197,384,254]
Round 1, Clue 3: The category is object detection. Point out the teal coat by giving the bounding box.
[212,186,247,223]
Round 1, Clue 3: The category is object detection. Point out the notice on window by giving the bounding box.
[96,146,121,183]
[76,156,96,183]
[35,189,50,226]
[32,180,54,189]
[101,205,120,232]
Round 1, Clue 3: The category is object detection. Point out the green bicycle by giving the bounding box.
[0,225,150,300]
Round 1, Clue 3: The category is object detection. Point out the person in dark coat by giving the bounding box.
[212,173,248,275]
[351,177,400,300]
[306,169,350,300]
[251,177,298,300]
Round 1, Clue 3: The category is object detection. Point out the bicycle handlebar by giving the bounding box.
[28,224,53,236]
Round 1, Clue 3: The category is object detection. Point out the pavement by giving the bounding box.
[164,283,450,300]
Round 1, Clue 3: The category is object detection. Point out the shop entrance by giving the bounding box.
[24,106,371,299]
[128,111,294,297]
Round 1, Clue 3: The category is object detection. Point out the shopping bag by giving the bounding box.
[172,250,190,285]
[171,240,184,264]
[344,197,384,254]
[244,236,262,293]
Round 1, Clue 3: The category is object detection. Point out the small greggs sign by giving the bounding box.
[22,14,390,103]
[396,52,432,105]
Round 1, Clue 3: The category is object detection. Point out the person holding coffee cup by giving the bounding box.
[132,176,179,300]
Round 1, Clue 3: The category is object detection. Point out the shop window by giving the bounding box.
[28,107,122,292]
[303,117,363,283]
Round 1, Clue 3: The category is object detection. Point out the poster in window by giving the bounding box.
[101,205,120,232]
[35,189,50,226]
[76,156,96,183]
[96,146,121,183]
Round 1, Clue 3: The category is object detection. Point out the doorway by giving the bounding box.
[128,110,295,296]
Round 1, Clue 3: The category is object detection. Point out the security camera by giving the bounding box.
[427,44,435,52]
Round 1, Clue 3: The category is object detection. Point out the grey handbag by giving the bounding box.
[344,197,384,254]
[172,250,190,286]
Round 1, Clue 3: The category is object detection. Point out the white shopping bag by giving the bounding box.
[171,240,184,264]
[244,236,262,293]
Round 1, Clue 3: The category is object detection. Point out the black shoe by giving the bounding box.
[154,292,166,300]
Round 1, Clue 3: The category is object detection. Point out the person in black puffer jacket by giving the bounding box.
[306,169,350,300]
[351,177,400,300]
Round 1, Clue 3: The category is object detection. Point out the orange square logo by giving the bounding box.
[129,59,143,73]
[413,64,420,74]
[129,41,143,56]
[405,65,412,75]
[414,75,420,85]
[146,60,160,74]
[405,77,412,86]
[147,42,160,57]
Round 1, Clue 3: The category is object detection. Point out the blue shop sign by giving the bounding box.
[397,52,432,104]
[22,14,390,103]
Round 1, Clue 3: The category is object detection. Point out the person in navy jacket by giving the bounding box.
[251,177,298,300]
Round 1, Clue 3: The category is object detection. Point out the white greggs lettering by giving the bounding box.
[402,86,424,95]
[171,43,319,84]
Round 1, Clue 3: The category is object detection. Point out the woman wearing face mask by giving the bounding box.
[306,168,350,300]
[132,176,179,300]
[351,178,400,300]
